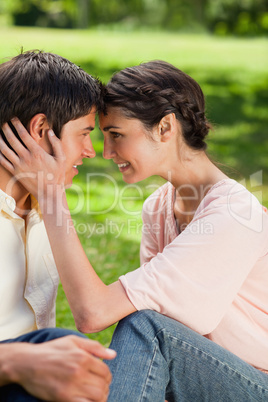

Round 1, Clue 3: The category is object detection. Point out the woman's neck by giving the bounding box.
[162,150,228,215]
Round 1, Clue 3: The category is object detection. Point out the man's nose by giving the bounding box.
[83,136,96,158]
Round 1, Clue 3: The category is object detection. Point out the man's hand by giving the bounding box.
[2,335,116,401]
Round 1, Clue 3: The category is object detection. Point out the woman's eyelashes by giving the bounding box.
[110,131,122,139]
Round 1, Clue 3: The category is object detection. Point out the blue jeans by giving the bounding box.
[0,328,86,402]
[106,310,268,402]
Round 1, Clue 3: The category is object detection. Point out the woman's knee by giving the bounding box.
[114,310,185,346]
[117,310,162,334]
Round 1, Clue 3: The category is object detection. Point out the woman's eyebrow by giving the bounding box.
[101,125,121,132]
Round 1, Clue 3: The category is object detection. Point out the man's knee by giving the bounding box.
[27,328,87,343]
[2,328,87,344]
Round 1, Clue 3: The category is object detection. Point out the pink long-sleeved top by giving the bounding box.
[119,179,268,372]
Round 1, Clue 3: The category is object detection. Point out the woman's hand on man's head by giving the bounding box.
[0,118,66,202]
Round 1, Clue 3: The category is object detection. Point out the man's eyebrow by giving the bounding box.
[101,125,121,132]
[81,126,95,131]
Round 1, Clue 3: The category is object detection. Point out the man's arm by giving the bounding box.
[0,336,116,401]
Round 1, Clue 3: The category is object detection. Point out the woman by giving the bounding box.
[0,60,267,401]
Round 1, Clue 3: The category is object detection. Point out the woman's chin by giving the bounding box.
[122,173,148,184]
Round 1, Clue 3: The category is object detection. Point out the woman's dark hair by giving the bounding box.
[103,60,211,150]
[0,50,103,146]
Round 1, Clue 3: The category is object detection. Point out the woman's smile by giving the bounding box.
[117,162,131,172]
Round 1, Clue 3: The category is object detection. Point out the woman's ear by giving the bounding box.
[28,114,50,144]
[158,113,177,142]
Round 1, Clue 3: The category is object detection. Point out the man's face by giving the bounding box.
[60,111,96,188]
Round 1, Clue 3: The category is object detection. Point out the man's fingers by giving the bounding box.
[79,371,111,402]
[73,337,116,360]
[88,355,112,382]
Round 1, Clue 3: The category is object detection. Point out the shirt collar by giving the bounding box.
[0,189,16,215]
[0,189,42,220]
[30,195,42,216]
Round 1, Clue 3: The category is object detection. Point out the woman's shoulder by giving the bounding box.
[201,178,263,208]
[195,178,268,234]
[142,181,174,214]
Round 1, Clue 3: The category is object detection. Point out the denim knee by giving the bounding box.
[116,310,163,337]
[1,327,87,344]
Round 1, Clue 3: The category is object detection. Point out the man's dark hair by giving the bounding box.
[0,49,103,146]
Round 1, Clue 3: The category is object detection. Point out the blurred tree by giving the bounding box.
[161,0,208,30]
[87,0,146,26]
[77,0,90,28]
[0,0,267,35]
[1,0,74,28]
[207,0,268,36]
[190,0,208,25]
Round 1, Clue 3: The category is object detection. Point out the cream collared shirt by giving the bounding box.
[0,189,59,341]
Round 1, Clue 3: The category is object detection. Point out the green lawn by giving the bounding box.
[1,27,267,346]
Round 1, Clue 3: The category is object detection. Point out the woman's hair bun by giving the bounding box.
[104,60,211,150]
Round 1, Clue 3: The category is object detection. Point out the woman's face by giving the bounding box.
[99,108,161,183]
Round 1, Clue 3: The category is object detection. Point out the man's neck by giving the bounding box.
[0,166,31,217]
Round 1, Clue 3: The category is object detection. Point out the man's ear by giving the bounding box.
[158,113,177,142]
[28,114,50,144]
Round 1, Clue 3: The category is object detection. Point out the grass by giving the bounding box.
[1,26,267,346]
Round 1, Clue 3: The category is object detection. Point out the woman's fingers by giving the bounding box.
[0,150,15,174]
[1,121,30,158]
[2,119,65,163]
[0,134,19,169]
[7,118,40,153]
[48,130,66,161]
[0,119,67,199]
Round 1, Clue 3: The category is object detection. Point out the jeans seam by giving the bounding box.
[140,342,159,402]
[164,331,268,394]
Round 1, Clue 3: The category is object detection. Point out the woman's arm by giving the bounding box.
[41,187,135,332]
[0,120,136,332]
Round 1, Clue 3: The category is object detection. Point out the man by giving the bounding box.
[0,50,115,401]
